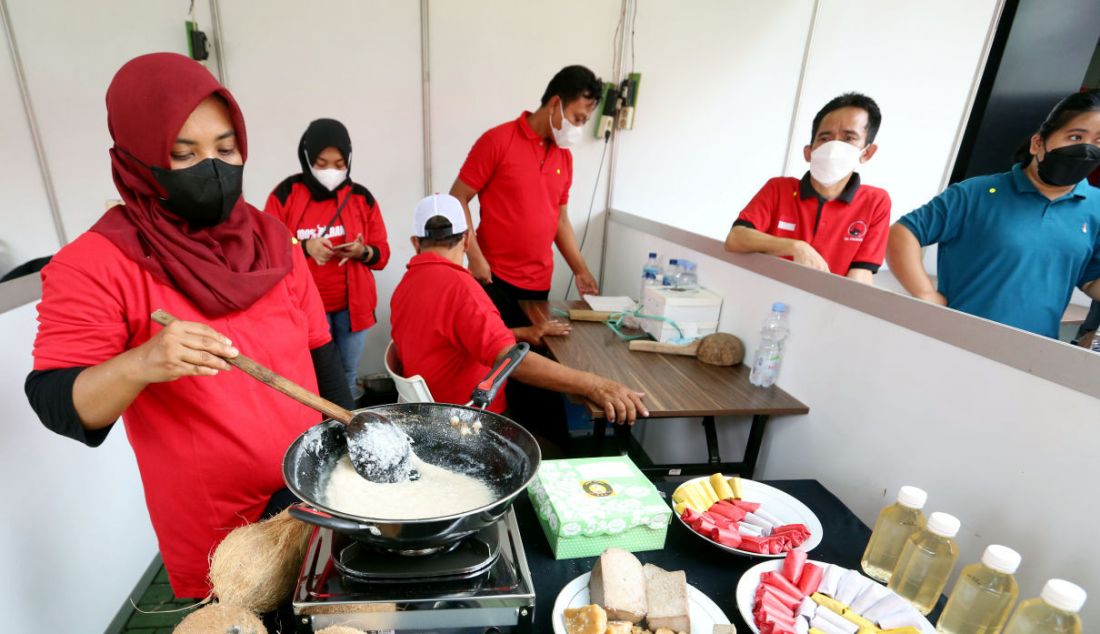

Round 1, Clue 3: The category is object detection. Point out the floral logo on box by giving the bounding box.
[581,480,615,497]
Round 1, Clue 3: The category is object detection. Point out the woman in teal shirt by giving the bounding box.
[888,90,1100,338]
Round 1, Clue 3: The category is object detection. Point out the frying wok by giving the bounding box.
[284,344,541,553]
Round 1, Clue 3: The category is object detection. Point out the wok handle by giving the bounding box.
[150,309,355,425]
[469,342,530,410]
[288,504,382,536]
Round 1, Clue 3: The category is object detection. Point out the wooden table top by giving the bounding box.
[520,300,809,419]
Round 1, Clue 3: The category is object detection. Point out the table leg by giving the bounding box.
[741,414,770,478]
[702,416,720,465]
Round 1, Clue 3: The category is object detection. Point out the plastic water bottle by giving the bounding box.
[937,545,1021,633]
[749,302,789,387]
[676,261,698,290]
[1003,579,1085,634]
[861,486,928,583]
[641,252,660,298]
[889,511,961,615]
[662,258,680,286]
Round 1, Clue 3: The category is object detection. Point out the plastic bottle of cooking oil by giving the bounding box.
[862,485,928,583]
[936,544,1021,633]
[1003,579,1086,634]
[888,511,961,615]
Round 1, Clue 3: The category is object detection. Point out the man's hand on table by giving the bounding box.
[512,319,572,346]
[587,377,648,425]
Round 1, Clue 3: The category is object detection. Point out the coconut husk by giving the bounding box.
[696,333,744,366]
[315,627,367,634]
[208,509,313,613]
[172,603,266,634]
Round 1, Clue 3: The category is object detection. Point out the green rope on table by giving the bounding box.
[606,307,686,342]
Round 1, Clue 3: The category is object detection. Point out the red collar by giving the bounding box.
[407,251,469,273]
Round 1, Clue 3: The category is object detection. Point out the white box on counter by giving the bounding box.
[639,286,723,342]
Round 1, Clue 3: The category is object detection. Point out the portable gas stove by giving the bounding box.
[292,508,535,633]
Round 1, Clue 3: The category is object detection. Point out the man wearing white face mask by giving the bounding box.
[725,93,890,285]
[265,118,390,398]
[450,65,603,328]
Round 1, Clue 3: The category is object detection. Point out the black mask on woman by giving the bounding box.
[151,158,244,227]
[1037,143,1100,187]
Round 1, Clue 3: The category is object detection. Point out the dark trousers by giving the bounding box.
[482,276,569,450]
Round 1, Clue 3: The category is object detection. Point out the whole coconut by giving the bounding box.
[172,603,266,634]
[208,509,312,613]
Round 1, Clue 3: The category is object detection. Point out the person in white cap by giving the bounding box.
[390,194,648,427]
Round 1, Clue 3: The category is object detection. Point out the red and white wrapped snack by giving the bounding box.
[754,507,784,527]
[756,580,802,610]
[796,562,823,595]
[731,499,761,513]
[739,522,765,537]
[761,571,805,601]
[743,512,775,535]
[693,515,717,535]
[781,549,808,583]
[711,526,743,548]
[740,534,769,553]
[709,501,748,522]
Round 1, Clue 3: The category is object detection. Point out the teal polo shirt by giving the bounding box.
[898,163,1100,338]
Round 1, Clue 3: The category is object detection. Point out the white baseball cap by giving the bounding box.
[413,193,468,238]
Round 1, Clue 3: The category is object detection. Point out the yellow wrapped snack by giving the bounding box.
[694,480,719,507]
[811,592,848,615]
[808,629,828,634]
[672,501,687,516]
[709,473,734,501]
[843,609,877,631]
[672,485,706,513]
[879,629,921,634]
[728,476,744,499]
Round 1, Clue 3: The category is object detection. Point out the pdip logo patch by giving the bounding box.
[581,480,615,497]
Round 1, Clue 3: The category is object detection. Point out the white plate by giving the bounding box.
[673,477,823,558]
[553,571,730,634]
[734,559,935,634]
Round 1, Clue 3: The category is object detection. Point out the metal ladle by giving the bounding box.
[150,310,415,483]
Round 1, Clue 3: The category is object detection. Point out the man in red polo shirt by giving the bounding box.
[450,65,603,327]
[390,194,647,426]
[724,93,891,284]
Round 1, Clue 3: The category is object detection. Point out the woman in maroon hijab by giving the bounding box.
[24,53,351,599]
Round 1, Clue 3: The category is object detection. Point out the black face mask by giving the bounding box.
[1036,143,1100,187]
[151,158,244,227]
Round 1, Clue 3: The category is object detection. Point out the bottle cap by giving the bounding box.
[772,302,788,313]
[1041,579,1087,613]
[669,258,678,265]
[981,545,1021,574]
[896,486,927,509]
[648,252,657,257]
[926,512,960,537]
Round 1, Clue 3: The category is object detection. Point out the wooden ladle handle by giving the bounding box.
[150,309,354,425]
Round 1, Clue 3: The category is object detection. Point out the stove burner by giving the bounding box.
[293,508,535,633]
[335,529,500,583]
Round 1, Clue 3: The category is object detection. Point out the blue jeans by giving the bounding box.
[326,309,368,399]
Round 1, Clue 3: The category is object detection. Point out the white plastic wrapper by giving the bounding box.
[798,595,817,619]
[835,570,872,605]
[819,564,845,597]
[877,605,926,630]
[849,581,890,614]
[863,592,910,623]
[737,522,764,537]
[810,611,855,634]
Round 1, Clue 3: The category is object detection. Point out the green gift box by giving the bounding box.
[526,456,671,559]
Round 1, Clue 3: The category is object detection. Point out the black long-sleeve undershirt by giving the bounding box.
[25,340,353,446]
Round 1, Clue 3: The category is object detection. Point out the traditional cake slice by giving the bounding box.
[563,604,607,634]
[643,563,691,633]
[606,621,635,634]
[590,548,648,623]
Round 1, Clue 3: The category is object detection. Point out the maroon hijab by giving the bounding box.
[91,53,292,317]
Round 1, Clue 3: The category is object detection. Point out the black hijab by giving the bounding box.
[298,118,352,200]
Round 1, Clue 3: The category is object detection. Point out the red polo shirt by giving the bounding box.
[458,112,573,291]
[32,230,330,598]
[734,172,891,274]
[390,252,518,413]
